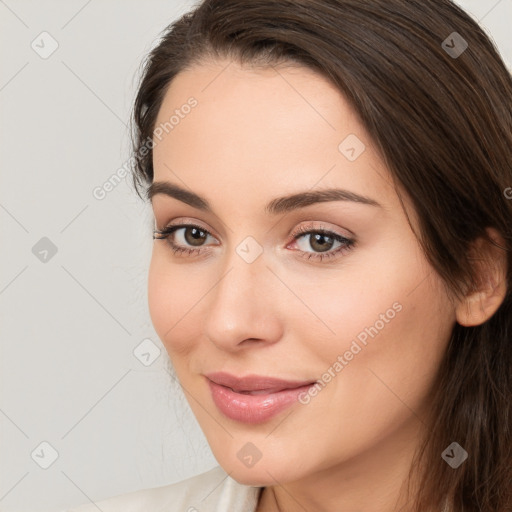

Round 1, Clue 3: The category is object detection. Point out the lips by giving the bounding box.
[205,372,317,424]
[205,372,316,392]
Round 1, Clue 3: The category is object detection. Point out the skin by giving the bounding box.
[147,58,507,512]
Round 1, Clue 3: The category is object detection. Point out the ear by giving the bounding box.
[455,227,508,327]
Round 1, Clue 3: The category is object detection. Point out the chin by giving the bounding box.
[223,464,281,487]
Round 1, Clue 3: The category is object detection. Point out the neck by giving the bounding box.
[256,415,426,512]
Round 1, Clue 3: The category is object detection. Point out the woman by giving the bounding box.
[68,0,512,510]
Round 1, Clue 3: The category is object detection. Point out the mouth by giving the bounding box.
[205,372,317,424]
[232,388,290,395]
[205,371,316,392]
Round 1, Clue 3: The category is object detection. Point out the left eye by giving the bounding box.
[293,230,346,253]
[289,227,355,261]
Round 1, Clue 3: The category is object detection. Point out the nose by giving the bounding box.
[202,246,284,352]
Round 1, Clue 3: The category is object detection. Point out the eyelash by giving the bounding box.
[153,222,355,262]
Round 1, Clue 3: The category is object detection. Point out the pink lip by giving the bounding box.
[205,372,317,424]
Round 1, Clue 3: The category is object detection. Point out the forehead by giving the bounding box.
[151,58,401,217]
[154,58,360,148]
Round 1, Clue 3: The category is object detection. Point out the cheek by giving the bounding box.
[147,252,202,357]
[330,275,453,430]
[277,254,409,362]
[290,242,454,406]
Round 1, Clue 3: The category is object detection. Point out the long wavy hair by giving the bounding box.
[129,1,512,510]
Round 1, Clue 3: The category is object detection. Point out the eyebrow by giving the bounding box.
[146,181,382,215]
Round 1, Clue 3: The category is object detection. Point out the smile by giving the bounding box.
[205,372,317,424]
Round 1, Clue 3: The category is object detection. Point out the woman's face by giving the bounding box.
[148,58,457,486]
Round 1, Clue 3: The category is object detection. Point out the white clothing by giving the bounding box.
[65,465,262,512]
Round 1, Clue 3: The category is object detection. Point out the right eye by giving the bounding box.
[153,223,218,256]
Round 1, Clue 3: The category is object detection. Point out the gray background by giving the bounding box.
[0,1,510,511]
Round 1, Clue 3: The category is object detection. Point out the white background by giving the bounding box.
[1,1,511,511]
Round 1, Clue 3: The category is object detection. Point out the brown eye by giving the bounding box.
[308,233,335,253]
[183,226,208,246]
[153,223,217,257]
[291,225,355,262]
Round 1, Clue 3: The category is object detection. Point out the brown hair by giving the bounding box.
[130,1,512,510]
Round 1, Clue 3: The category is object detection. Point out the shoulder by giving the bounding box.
[64,465,262,512]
